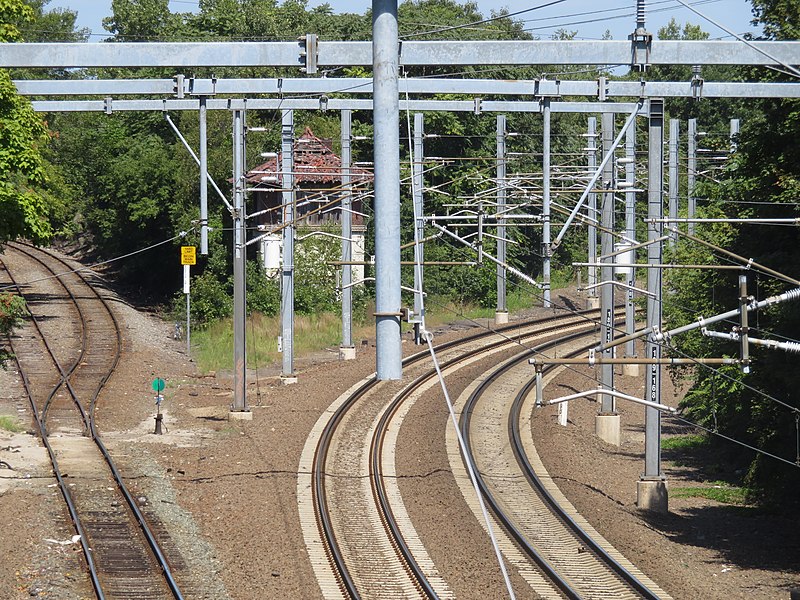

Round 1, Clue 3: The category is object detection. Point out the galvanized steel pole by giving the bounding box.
[412,112,425,342]
[232,109,248,412]
[668,119,679,246]
[624,122,638,364]
[199,97,209,255]
[687,118,697,236]
[281,109,296,382]
[340,110,354,353]
[587,117,598,298]
[542,99,552,308]
[600,111,615,413]
[373,0,402,379]
[645,98,665,478]
[496,115,508,319]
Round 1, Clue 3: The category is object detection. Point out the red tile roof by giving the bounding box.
[245,127,372,187]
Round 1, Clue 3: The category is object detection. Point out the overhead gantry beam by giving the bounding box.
[2,40,800,69]
[13,77,800,100]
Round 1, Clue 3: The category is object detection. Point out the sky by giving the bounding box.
[45,0,761,42]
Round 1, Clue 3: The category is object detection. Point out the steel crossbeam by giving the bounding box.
[3,40,800,68]
[13,77,800,99]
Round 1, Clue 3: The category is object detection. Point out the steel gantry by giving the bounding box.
[5,20,800,512]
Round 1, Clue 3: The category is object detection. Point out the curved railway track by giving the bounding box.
[457,334,672,599]
[300,308,669,599]
[1,242,184,600]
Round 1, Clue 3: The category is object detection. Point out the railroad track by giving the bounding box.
[456,333,673,599]
[300,308,667,599]
[1,242,184,600]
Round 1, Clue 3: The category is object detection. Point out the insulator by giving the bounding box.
[783,341,800,354]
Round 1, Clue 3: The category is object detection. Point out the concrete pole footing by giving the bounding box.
[280,374,299,385]
[228,410,253,421]
[339,346,357,360]
[595,413,621,446]
[495,311,509,324]
[587,297,600,309]
[637,477,668,513]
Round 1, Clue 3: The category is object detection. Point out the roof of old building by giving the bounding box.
[245,127,372,187]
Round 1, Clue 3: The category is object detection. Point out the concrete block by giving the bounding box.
[281,374,299,385]
[595,413,621,446]
[228,410,253,421]
[495,311,509,324]
[587,296,600,309]
[339,346,356,361]
[637,478,669,514]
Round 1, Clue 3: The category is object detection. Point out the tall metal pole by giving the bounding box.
[373,0,402,380]
[496,114,508,323]
[668,119,679,246]
[639,97,667,511]
[587,117,598,306]
[199,96,209,255]
[600,111,615,416]
[231,108,248,414]
[730,118,740,153]
[687,118,697,236]
[412,112,425,342]
[340,109,355,359]
[542,98,552,308]
[281,109,296,383]
[624,120,638,374]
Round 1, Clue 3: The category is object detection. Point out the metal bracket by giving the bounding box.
[173,74,185,98]
[629,28,652,72]
[189,75,217,96]
[691,65,704,100]
[473,97,482,114]
[597,76,608,101]
[300,33,318,74]
[104,96,113,114]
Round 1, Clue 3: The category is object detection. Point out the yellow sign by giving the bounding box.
[181,246,196,265]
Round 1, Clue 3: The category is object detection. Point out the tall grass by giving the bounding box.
[0,415,23,433]
[192,286,543,374]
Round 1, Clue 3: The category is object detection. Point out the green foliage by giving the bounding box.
[0,414,24,432]
[671,483,749,505]
[246,260,280,316]
[0,1,52,244]
[184,270,232,325]
[294,227,344,315]
[0,292,27,367]
[660,434,708,451]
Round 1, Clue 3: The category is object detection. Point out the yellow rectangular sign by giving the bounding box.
[181,246,196,265]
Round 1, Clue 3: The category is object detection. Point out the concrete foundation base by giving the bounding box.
[228,410,253,421]
[623,363,641,377]
[637,478,669,514]
[595,413,621,446]
[281,374,299,385]
[495,311,509,324]
[587,296,600,309]
[339,346,356,360]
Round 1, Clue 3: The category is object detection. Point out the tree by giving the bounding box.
[665,3,800,503]
[0,0,52,244]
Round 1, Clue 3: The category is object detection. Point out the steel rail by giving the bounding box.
[509,358,663,600]
[0,253,106,599]
[314,307,601,598]
[458,323,664,598]
[4,242,185,600]
[459,329,600,598]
